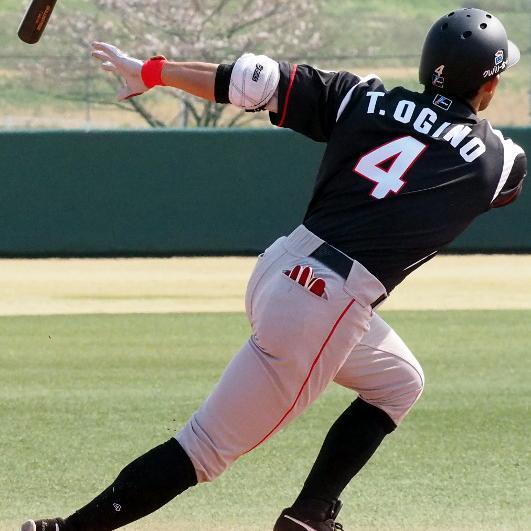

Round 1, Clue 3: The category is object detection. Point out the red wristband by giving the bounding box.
[141,55,167,88]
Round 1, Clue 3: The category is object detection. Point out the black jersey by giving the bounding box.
[269,63,527,292]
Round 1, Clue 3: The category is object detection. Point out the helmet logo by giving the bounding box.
[432,65,445,88]
[484,51,507,78]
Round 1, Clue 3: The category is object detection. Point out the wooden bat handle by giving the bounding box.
[18,0,58,44]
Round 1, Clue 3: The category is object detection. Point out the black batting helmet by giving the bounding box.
[419,8,520,96]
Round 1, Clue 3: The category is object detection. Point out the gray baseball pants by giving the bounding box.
[177,225,424,483]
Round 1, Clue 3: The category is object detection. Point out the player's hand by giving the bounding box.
[91,41,148,101]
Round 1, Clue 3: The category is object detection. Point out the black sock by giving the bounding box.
[294,398,396,511]
[64,438,197,530]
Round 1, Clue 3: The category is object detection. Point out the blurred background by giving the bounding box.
[1,0,529,130]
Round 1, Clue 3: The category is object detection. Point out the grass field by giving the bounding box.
[0,257,530,530]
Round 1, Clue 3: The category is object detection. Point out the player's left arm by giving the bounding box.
[491,150,527,208]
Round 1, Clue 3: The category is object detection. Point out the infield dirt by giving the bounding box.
[0,255,530,315]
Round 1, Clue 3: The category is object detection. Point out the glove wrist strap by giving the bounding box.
[141,56,167,88]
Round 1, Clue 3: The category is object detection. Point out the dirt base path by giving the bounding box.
[1,255,530,316]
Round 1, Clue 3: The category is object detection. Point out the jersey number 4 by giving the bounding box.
[353,135,427,199]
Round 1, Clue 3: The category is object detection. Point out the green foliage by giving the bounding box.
[319,0,529,64]
[1,310,529,529]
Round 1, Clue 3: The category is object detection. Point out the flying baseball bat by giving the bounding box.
[18,0,58,44]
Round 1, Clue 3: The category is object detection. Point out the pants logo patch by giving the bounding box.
[283,265,327,298]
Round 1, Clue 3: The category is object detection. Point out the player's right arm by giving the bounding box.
[91,42,219,101]
[91,42,366,142]
[215,58,370,142]
[91,43,280,110]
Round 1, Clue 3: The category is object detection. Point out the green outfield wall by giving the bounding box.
[0,128,529,256]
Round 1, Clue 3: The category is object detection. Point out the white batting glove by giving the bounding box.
[91,41,148,101]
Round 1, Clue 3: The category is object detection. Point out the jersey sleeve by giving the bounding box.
[269,63,362,142]
[490,140,527,209]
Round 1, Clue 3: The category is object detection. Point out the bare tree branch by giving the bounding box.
[202,0,232,29]
[127,96,166,128]
[226,6,282,38]
[23,0,321,128]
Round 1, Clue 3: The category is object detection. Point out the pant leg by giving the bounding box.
[177,234,377,483]
[334,312,425,425]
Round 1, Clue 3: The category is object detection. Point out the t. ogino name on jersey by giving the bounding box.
[365,91,486,162]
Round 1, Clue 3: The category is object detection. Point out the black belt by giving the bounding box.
[309,242,387,309]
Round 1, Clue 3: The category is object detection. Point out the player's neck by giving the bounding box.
[468,77,499,112]
[467,97,481,114]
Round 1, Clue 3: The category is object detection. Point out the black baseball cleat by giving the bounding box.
[21,518,66,531]
[273,499,344,530]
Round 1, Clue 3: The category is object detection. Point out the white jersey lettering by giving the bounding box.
[366,91,386,114]
[393,100,416,124]
[413,108,438,135]
[443,124,473,148]
[460,138,486,162]
[431,122,451,138]
[364,92,486,163]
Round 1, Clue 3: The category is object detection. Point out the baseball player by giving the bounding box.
[23,8,526,531]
